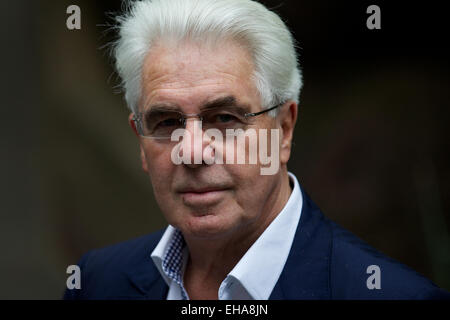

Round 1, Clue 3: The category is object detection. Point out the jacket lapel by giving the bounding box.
[115,230,169,300]
[270,189,332,299]
[124,260,169,299]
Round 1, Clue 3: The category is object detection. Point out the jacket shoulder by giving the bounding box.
[85,229,165,264]
[64,228,166,300]
[329,221,449,299]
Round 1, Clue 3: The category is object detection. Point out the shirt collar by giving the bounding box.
[151,225,184,286]
[151,171,303,300]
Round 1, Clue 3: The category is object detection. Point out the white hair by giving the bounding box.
[113,0,302,116]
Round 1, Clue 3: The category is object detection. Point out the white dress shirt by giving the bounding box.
[151,171,303,300]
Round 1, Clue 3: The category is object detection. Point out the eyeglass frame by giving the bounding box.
[132,102,284,139]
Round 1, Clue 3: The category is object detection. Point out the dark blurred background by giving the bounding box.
[1,0,449,299]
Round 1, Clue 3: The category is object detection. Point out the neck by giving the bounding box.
[183,170,292,299]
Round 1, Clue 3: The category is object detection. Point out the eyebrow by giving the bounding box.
[144,96,252,114]
[201,96,251,114]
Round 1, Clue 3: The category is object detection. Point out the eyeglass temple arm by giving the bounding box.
[132,114,145,135]
[245,103,283,117]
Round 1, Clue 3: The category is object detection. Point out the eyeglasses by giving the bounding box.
[132,103,282,139]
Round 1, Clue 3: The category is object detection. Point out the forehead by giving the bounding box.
[140,40,260,112]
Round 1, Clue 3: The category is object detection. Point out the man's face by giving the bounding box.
[133,40,289,240]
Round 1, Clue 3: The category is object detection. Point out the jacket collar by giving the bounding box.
[125,260,169,299]
[269,189,332,299]
[121,230,169,300]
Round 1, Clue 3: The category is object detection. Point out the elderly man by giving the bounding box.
[64,0,449,300]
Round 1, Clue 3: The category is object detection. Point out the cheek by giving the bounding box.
[224,156,278,211]
[142,144,174,192]
[223,162,262,209]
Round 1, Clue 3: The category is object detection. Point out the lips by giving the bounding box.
[177,186,230,206]
[178,186,228,193]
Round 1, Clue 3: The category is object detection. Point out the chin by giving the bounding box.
[181,213,237,239]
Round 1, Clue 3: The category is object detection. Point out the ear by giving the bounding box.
[128,113,149,173]
[278,101,298,165]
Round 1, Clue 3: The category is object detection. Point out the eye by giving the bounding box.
[157,118,180,127]
[215,113,238,123]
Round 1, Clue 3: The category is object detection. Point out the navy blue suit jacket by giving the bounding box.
[64,190,450,300]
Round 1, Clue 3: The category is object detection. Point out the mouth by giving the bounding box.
[177,187,231,206]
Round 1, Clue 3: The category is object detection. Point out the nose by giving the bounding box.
[179,118,215,167]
